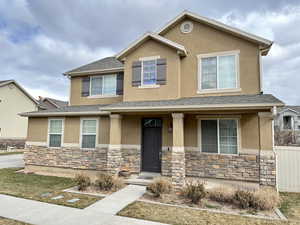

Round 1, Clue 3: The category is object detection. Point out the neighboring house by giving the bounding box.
[21,11,284,188]
[38,96,68,110]
[0,80,39,149]
[274,106,300,145]
[275,106,300,131]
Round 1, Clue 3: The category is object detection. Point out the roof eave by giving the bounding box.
[103,103,285,112]
[19,111,110,117]
[116,33,187,60]
[0,80,39,105]
[64,67,124,76]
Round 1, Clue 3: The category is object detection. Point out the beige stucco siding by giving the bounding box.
[27,116,110,145]
[123,39,181,102]
[64,117,80,143]
[121,115,141,145]
[27,117,48,142]
[99,116,110,145]
[162,19,261,98]
[69,76,123,106]
[240,114,260,151]
[27,112,273,151]
[0,84,38,139]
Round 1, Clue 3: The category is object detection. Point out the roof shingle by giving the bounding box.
[65,57,123,75]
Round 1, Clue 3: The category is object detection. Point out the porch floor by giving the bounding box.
[125,172,161,186]
[125,173,260,190]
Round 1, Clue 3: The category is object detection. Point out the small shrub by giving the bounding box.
[146,178,172,197]
[208,186,235,203]
[95,173,124,191]
[252,187,281,210]
[74,174,91,191]
[182,181,206,204]
[233,190,255,209]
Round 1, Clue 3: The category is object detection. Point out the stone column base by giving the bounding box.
[107,145,122,175]
[171,148,185,189]
[259,151,276,186]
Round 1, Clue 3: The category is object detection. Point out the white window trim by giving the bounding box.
[80,117,99,150]
[139,55,160,87]
[89,74,117,97]
[197,50,240,93]
[197,117,241,155]
[47,118,65,148]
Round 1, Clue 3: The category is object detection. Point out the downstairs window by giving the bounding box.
[81,119,97,149]
[48,119,63,147]
[199,119,238,154]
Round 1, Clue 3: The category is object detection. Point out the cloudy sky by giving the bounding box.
[0,0,299,104]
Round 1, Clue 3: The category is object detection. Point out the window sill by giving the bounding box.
[80,148,96,151]
[87,95,120,99]
[138,84,160,89]
[199,151,239,156]
[48,146,62,149]
[197,88,241,94]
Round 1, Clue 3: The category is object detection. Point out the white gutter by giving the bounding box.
[19,111,110,117]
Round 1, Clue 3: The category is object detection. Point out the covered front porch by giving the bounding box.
[106,108,276,189]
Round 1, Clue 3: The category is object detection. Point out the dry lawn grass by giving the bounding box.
[0,168,102,208]
[118,201,300,225]
[0,217,31,225]
[280,192,300,222]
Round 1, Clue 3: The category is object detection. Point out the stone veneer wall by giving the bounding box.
[162,149,172,176]
[121,148,141,173]
[185,149,260,182]
[25,145,107,171]
[259,151,276,186]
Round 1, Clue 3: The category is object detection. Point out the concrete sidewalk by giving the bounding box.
[0,154,24,168]
[0,185,167,225]
[86,184,146,214]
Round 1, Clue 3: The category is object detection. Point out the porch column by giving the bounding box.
[171,113,185,189]
[107,114,122,175]
[258,112,276,187]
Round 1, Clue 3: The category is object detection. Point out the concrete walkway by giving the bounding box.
[0,185,167,225]
[0,154,24,168]
[86,184,146,214]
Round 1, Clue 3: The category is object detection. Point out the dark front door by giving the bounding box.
[142,118,162,173]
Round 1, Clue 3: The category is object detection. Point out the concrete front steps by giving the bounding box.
[125,172,160,186]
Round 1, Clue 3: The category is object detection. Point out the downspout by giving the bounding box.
[272,106,279,191]
[259,49,263,94]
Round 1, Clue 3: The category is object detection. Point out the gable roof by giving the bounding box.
[38,97,68,110]
[64,57,124,76]
[116,32,187,60]
[0,80,39,105]
[278,106,300,115]
[157,10,273,55]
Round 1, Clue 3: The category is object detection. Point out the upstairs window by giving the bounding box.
[142,59,157,85]
[48,119,63,147]
[198,51,239,91]
[132,57,167,87]
[90,74,117,96]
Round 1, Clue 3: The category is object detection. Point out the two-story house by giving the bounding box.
[22,11,284,188]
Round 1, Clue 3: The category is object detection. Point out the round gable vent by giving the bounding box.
[180,21,193,33]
